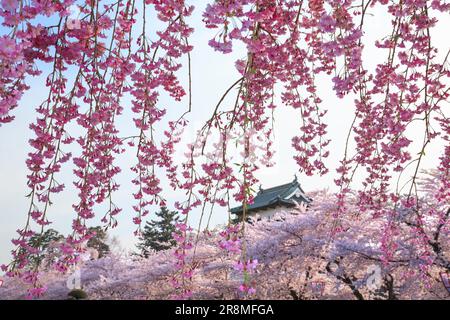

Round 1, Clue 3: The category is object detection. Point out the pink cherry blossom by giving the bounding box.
[0,0,449,300]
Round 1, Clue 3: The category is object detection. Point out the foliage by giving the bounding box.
[136,207,180,257]
[26,229,64,268]
[67,289,88,300]
[86,227,110,259]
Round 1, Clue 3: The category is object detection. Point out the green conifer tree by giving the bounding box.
[86,226,110,258]
[136,207,179,257]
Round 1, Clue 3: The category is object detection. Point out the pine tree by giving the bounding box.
[136,207,179,257]
[27,228,63,268]
[87,226,110,258]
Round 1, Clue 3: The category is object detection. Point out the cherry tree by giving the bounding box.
[0,0,449,299]
[0,173,448,299]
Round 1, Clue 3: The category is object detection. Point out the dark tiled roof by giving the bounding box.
[230,177,311,215]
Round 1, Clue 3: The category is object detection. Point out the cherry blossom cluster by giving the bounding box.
[234,258,258,296]
[129,0,194,234]
[0,0,193,297]
[170,222,195,299]
[1,0,449,300]
[201,0,449,293]
[218,224,241,253]
[1,177,448,300]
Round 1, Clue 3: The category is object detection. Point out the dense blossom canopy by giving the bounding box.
[0,0,449,299]
[0,183,448,300]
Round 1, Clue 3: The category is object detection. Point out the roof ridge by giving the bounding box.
[258,181,298,195]
[260,180,298,193]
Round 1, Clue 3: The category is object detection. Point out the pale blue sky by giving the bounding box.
[0,2,448,266]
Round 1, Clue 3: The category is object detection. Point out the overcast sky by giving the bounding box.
[0,2,449,266]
